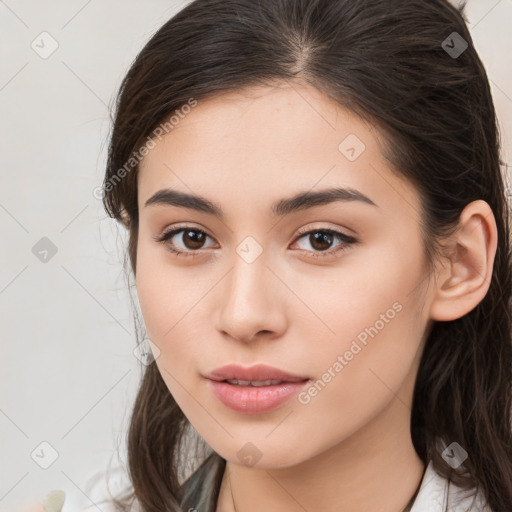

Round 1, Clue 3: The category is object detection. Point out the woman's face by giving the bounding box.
[135,82,436,468]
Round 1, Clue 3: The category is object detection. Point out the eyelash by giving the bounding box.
[153,224,357,260]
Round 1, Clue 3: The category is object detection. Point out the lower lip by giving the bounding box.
[207,379,310,414]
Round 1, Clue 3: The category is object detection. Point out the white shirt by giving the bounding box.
[410,460,493,512]
[58,459,493,512]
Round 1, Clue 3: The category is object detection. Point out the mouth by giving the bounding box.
[204,364,311,414]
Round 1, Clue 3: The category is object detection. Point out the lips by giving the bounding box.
[205,363,310,384]
[204,364,311,413]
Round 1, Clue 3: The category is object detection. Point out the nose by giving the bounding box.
[213,250,288,344]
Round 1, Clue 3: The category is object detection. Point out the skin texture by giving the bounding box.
[135,81,497,512]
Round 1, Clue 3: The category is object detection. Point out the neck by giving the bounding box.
[216,365,425,512]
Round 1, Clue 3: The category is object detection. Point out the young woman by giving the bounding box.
[78,0,512,511]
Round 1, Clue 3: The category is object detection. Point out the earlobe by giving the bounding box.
[429,200,498,322]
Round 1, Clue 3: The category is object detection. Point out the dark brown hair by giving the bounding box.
[99,0,512,510]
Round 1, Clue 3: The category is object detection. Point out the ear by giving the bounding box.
[428,200,498,322]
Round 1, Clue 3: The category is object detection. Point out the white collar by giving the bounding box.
[410,460,493,512]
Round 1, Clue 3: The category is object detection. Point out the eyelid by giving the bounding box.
[294,223,355,238]
[154,222,215,241]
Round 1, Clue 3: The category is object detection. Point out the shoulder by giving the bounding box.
[410,460,493,512]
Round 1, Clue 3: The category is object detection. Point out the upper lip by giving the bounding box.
[205,364,310,382]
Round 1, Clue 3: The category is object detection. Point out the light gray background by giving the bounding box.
[1,1,511,511]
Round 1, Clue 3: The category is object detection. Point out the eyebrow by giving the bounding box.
[144,186,378,218]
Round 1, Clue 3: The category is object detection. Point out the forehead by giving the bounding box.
[137,82,421,221]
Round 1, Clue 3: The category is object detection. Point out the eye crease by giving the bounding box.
[152,224,358,259]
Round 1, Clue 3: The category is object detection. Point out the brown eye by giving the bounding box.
[180,230,207,250]
[154,227,216,257]
[293,228,357,259]
[308,232,334,251]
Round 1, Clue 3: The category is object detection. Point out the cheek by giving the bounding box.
[136,242,180,363]
[135,261,205,408]
[288,240,426,347]
[291,293,426,461]
[295,242,428,405]
[135,241,214,378]
[135,246,166,341]
[136,237,192,335]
